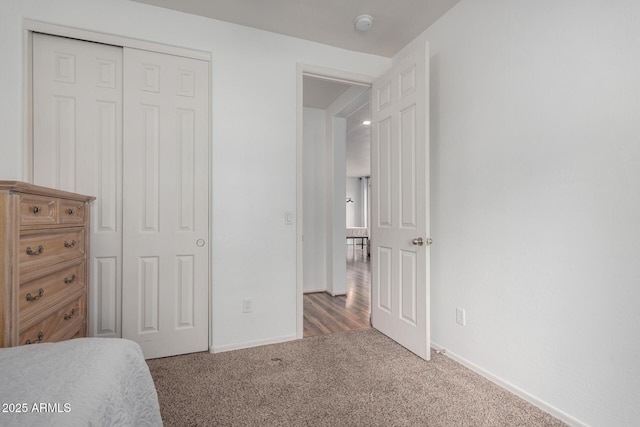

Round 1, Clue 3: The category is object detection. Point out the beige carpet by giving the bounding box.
[147,329,565,426]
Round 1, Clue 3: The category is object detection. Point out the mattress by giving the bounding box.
[0,338,162,426]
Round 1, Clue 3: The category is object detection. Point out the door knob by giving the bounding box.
[196,239,206,247]
[412,237,433,246]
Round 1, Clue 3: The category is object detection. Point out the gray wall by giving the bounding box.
[400,1,640,425]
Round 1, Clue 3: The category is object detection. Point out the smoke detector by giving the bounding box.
[354,14,373,32]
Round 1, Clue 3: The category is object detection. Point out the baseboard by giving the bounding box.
[303,288,326,294]
[210,334,298,354]
[430,341,587,427]
[303,289,347,297]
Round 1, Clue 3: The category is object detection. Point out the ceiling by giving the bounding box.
[133,0,458,177]
[131,0,460,57]
[303,75,371,177]
[345,102,371,178]
[303,77,351,110]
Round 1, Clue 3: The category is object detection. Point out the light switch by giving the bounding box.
[285,211,295,225]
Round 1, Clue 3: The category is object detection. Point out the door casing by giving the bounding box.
[296,64,374,338]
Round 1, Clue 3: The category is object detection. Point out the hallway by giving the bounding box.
[303,248,370,337]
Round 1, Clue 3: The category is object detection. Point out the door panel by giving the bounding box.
[122,48,209,359]
[371,42,430,360]
[32,33,123,338]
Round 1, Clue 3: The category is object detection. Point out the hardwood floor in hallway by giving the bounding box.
[303,246,371,338]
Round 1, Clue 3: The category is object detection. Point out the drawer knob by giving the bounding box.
[26,288,45,302]
[33,206,42,214]
[64,274,77,284]
[26,245,44,256]
[64,308,77,321]
[64,240,76,248]
[25,331,44,345]
[68,208,75,215]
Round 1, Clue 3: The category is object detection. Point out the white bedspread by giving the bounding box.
[346,227,369,238]
[0,338,162,427]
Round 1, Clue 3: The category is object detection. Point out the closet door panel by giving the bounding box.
[32,33,123,338]
[122,48,209,359]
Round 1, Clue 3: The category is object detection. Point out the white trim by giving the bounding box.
[301,65,373,87]
[22,29,33,182]
[211,334,297,353]
[296,64,304,339]
[296,63,375,339]
[207,57,214,358]
[303,289,348,297]
[430,342,587,427]
[303,73,371,88]
[329,291,347,297]
[303,288,327,294]
[23,20,211,61]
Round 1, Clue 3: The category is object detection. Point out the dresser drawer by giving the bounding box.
[59,198,86,225]
[19,297,85,345]
[19,194,57,226]
[19,260,85,325]
[19,228,85,279]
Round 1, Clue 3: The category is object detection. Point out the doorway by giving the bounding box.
[297,41,431,360]
[298,67,373,337]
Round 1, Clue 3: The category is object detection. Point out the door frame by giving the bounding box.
[295,64,374,338]
[23,20,214,349]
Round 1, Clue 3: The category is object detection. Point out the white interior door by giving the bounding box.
[32,33,123,339]
[122,48,209,359]
[370,42,430,360]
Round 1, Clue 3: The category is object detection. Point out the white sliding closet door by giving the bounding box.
[32,33,124,339]
[33,34,210,359]
[121,48,209,359]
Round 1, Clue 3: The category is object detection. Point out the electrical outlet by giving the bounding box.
[456,307,466,326]
[243,298,253,313]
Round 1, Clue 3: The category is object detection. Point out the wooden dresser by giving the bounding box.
[0,181,94,347]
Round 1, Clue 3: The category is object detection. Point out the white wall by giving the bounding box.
[322,86,369,296]
[0,0,391,351]
[302,107,327,293]
[346,177,363,228]
[401,1,640,425]
[326,116,347,296]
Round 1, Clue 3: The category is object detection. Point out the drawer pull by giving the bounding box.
[26,288,45,302]
[26,245,44,256]
[64,240,76,248]
[68,208,75,215]
[64,308,77,321]
[64,274,77,284]
[25,331,44,345]
[33,206,42,214]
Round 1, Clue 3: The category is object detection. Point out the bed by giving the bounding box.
[0,338,162,426]
[346,227,369,252]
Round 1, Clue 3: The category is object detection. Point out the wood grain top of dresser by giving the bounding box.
[0,181,95,347]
